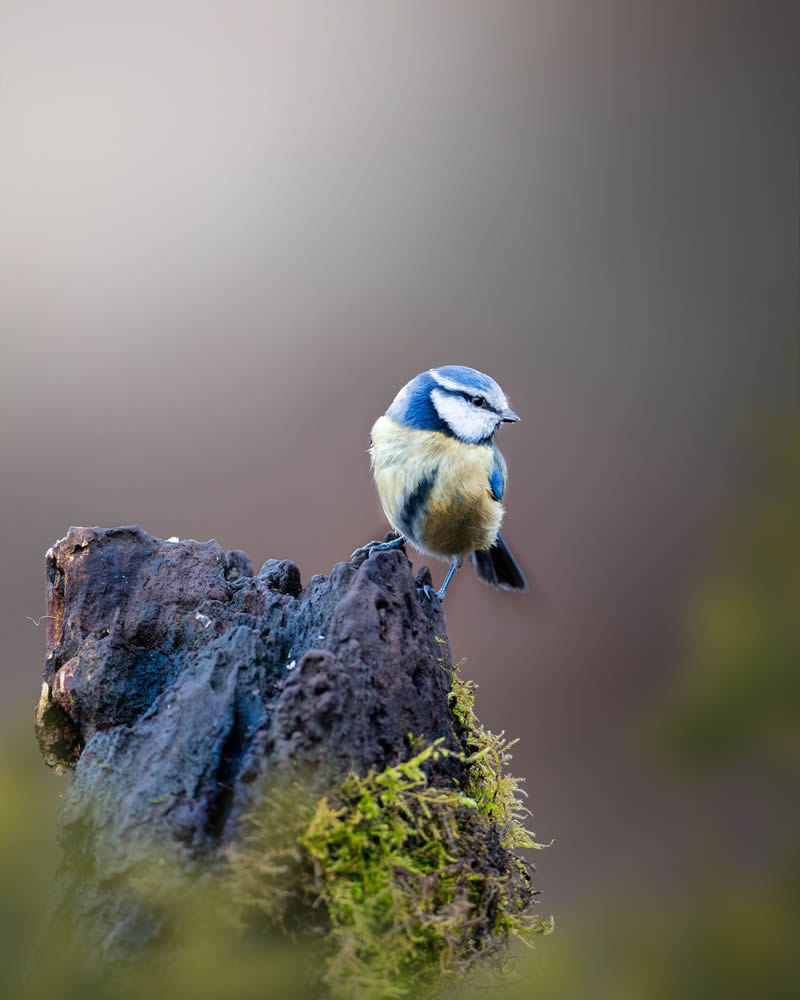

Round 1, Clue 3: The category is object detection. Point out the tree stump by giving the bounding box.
[34,526,466,957]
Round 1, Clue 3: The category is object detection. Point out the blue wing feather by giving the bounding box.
[488,447,507,502]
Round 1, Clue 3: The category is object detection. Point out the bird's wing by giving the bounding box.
[488,446,507,502]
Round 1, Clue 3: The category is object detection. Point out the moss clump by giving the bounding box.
[230,662,552,999]
[447,655,545,851]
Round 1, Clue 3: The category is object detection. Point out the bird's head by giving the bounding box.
[387,365,519,445]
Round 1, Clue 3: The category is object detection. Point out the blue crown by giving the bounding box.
[433,365,496,394]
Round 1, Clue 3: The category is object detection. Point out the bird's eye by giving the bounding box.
[471,396,487,408]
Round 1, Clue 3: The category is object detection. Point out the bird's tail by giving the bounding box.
[471,534,528,591]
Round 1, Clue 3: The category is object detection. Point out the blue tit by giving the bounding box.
[352,365,528,601]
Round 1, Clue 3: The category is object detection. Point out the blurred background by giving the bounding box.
[1,1,798,995]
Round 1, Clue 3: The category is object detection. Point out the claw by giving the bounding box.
[349,541,381,560]
[417,584,439,602]
[350,535,406,561]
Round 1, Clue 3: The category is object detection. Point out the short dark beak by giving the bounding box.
[501,408,520,423]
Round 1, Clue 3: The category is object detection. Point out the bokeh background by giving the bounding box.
[1,1,798,996]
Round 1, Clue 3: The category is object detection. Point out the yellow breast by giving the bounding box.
[369,416,504,559]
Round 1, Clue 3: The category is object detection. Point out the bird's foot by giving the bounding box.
[349,535,406,561]
[417,558,458,603]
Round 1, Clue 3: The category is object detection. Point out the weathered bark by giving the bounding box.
[35,526,463,957]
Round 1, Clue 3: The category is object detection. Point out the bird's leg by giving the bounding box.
[349,534,406,561]
[419,557,462,602]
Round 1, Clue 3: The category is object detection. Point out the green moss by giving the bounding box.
[448,656,548,852]
[230,660,552,999]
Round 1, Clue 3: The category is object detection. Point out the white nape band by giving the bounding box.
[387,379,414,420]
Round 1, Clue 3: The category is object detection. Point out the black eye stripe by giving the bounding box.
[471,395,493,410]
[452,389,494,411]
[440,386,500,416]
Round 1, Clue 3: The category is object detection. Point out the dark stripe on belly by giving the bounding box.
[400,470,437,535]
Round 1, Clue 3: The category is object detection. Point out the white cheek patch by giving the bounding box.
[431,388,498,443]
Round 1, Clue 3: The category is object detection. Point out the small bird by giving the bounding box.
[352,365,528,601]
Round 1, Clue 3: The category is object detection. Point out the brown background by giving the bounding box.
[1,0,797,933]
